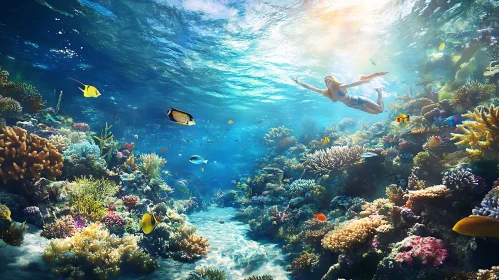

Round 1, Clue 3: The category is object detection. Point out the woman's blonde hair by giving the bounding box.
[325,75,342,87]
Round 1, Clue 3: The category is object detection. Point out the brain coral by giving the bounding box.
[0,126,63,184]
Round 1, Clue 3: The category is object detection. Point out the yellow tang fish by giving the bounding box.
[247,177,251,184]
[246,187,252,197]
[439,43,445,51]
[139,213,159,234]
[167,107,196,126]
[452,216,499,237]
[67,76,101,98]
[228,120,234,124]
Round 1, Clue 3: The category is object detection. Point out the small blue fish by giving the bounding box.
[360,152,377,158]
[189,155,208,164]
[447,114,462,126]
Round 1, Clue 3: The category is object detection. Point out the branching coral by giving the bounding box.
[186,266,226,280]
[42,223,158,280]
[288,179,315,197]
[386,184,407,205]
[138,153,166,180]
[170,223,209,261]
[450,105,499,158]
[68,177,118,221]
[451,81,496,109]
[0,126,63,184]
[41,215,76,239]
[1,222,28,246]
[48,134,70,152]
[304,145,365,174]
[264,126,293,147]
[286,252,319,276]
[322,215,388,252]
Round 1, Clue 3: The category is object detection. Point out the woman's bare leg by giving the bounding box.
[357,94,383,114]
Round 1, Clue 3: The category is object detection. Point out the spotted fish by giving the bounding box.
[167,107,196,126]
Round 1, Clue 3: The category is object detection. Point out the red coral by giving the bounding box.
[123,195,140,209]
[395,236,447,266]
[125,142,135,153]
[72,122,90,132]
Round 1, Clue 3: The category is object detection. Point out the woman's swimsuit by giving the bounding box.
[337,88,364,110]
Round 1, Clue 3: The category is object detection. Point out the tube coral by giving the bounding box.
[0,126,63,184]
[450,105,499,158]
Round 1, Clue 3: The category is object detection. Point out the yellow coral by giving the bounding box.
[170,224,209,261]
[138,153,166,180]
[405,185,450,200]
[48,134,70,151]
[43,223,157,280]
[322,215,388,252]
[68,177,118,221]
[386,184,407,205]
[362,198,389,213]
[450,105,499,158]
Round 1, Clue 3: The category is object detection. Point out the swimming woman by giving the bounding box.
[292,72,388,114]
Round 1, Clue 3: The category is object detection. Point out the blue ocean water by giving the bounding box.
[1,0,499,279]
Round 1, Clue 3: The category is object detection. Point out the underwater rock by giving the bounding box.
[0,191,28,220]
[289,197,305,208]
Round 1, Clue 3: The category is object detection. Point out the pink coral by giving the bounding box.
[123,195,140,209]
[395,235,447,266]
[101,212,126,228]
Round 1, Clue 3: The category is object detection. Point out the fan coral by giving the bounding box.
[138,153,166,180]
[41,215,76,239]
[0,126,63,184]
[68,177,118,221]
[0,96,22,117]
[42,223,158,279]
[338,118,356,131]
[322,215,388,252]
[304,145,365,174]
[264,126,293,147]
[394,235,447,266]
[186,266,226,280]
[405,185,450,201]
[48,134,70,151]
[286,252,319,276]
[386,184,407,205]
[472,186,499,219]
[451,81,495,109]
[288,179,315,197]
[123,195,140,209]
[450,105,499,158]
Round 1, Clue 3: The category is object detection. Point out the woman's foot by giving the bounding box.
[375,87,385,93]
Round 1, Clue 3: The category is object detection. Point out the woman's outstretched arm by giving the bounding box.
[342,79,370,89]
[292,77,325,94]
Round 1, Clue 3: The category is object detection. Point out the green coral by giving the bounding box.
[94,122,118,162]
[68,177,118,221]
[186,266,226,280]
[138,153,166,181]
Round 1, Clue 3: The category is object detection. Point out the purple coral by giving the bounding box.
[123,195,140,209]
[73,215,86,229]
[472,186,499,219]
[395,236,447,266]
[442,167,478,190]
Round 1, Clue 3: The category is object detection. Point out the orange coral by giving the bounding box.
[0,126,63,184]
[171,224,209,261]
[322,215,388,252]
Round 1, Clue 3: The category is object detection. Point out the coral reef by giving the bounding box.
[264,126,293,148]
[0,126,63,184]
[451,81,496,110]
[286,252,319,276]
[101,212,126,234]
[43,223,158,279]
[48,134,70,151]
[473,186,499,218]
[405,185,450,201]
[304,145,365,174]
[322,215,388,252]
[450,105,499,158]
[186,266,226,280]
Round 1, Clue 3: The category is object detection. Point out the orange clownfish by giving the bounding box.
[313,213,327,221]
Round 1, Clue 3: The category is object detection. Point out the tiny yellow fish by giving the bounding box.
[67,76,101,98]
[237,182,241,187]
[321,137,330,144]
[139,213,159,234]
[247,187,252,197]
[439,43,445,51]
[247,177,251,184]
[453,216,499,237]
[201,167,204,172]
[228,120,234,124]
[395,112,410,124]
